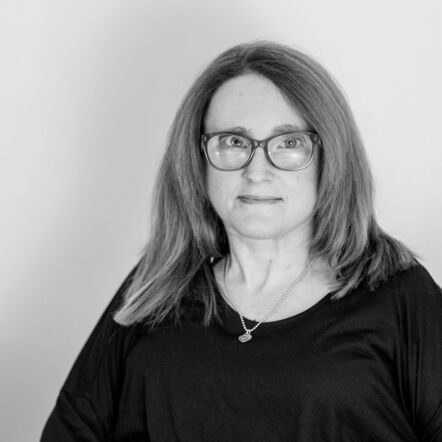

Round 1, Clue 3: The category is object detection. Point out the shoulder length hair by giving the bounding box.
[113,40,416,329]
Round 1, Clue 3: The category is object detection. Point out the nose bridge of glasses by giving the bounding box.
[253,139,266,149]
[247,139,273,168]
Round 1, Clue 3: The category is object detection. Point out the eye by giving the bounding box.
[219,134,248,148]
[281,136,302,149]
[272,133,310,151]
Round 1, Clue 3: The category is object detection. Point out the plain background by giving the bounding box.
[1,1,441,440]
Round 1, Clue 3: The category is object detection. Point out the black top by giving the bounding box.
[41,262,442,441]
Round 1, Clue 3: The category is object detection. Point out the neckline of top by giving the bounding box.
[209,258,334,328]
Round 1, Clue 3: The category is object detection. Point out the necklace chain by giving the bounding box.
[222,255,314,343]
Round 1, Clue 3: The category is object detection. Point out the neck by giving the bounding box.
[225,243,312,295]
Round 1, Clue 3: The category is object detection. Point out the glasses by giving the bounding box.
[200,131,321,171]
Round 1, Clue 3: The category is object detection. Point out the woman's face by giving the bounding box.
[203,73,318,243]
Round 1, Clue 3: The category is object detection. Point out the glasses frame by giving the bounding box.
[200,131,322,171]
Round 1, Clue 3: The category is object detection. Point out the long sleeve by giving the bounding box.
[395,265,442,441]
[40,264,139,442]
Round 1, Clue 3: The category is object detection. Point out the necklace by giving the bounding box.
[222,255,314,343]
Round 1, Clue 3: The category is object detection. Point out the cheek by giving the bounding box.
[205,169,234,213]
[284,164,318,211]
[205,169,217,204]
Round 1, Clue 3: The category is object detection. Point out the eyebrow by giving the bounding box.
[224,124,302,137]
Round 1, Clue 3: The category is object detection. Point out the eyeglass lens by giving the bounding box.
[206,132,314,171]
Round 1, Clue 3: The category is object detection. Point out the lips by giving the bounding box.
[237,195,282,204]
[239,194,282,200]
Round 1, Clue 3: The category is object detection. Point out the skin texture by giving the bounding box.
[204,73,318,246]
[204,73,333,320]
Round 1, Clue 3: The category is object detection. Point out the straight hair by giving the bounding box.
[113,40,416,329]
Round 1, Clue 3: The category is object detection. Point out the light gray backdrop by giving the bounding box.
[1,1,441,441]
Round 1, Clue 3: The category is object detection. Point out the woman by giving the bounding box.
[41,41,442,441]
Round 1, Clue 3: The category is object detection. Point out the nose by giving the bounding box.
[242,145,274,182]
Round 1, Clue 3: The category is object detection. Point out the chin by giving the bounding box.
[228,214,313,242]
[233,223,285,240]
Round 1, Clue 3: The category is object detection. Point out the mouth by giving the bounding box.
[237,195,283,204]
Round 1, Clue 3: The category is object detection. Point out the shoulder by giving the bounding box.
[361,262,442,338]
[330,262,441,329]
[61,263,143,398]
[374,262,441,305]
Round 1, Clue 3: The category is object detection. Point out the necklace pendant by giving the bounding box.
[238,332,252,343]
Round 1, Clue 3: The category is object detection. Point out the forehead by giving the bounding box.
[203,73,307,136]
